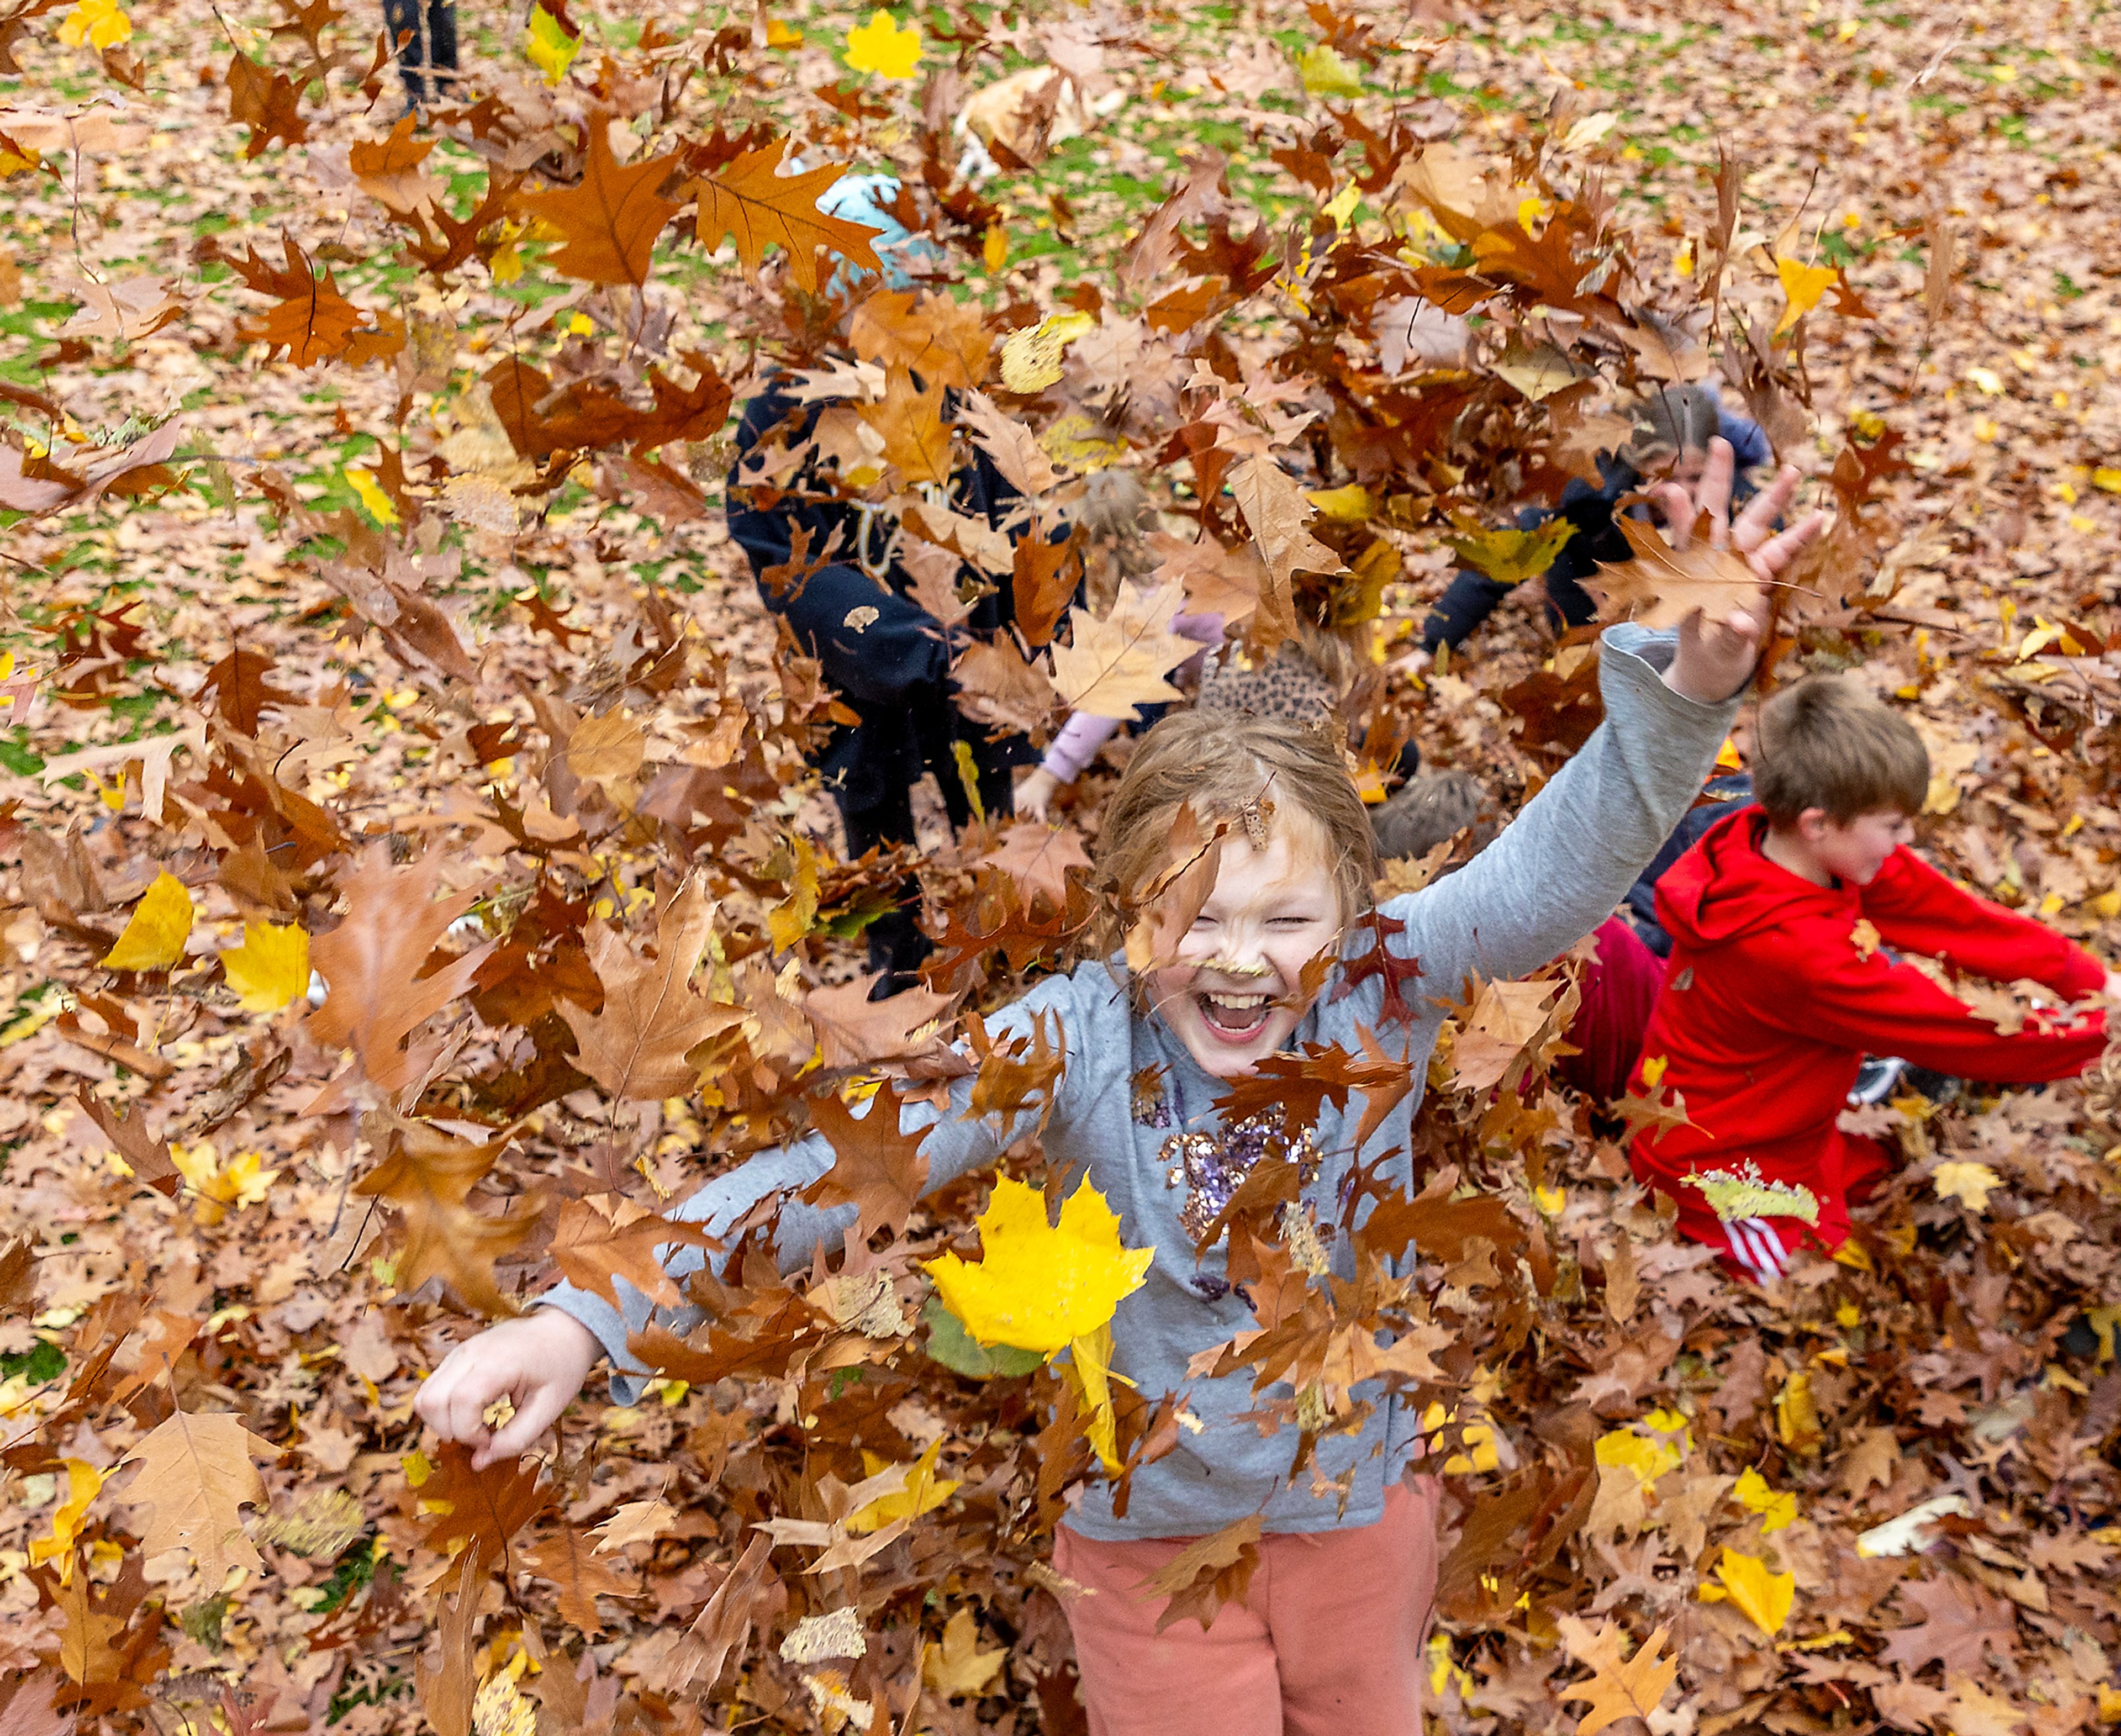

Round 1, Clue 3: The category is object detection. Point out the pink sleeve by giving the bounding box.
[1172,611,1226,644]
[1042,711,1122,784]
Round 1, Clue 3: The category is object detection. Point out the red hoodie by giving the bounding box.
[1629,804,2107,1252]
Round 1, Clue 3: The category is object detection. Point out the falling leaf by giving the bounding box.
[1711,1545,1794,1635]
[998,311,1094,394]
[1230,456,1347,648]
[1047,578,1194,721]
[1444,519,1577,586]
[1932,1160,2002,1211]
[515,121,680,287]
[690,139,883,293]
[781,1606,866,1661]
[1587,514,1769,629]
[1296,44,1363,98]
[25,1459,106,1581]
[1774,254,1838,335]
[592,1496,678,1553]
[924,1606,1006,1698]
[856,365,952,483]
[223,234,368,365]
[102,870,193,971]
[1561,1619,1679,1736]
[520,1526,634,1634]
[558,876,743,1101]
[844,9,921,79]
[847,1441,959,1534]
[355,1118,537,1315]
[548,1196,715,1311]
[471,1671,537,1736]
[57,0,130,50]
[923,1174,1153,1355]
[804,1085,932,1241]
[346,466,399,525]
[304,845,495,1109]
[120,1407,273,1584]
[523,3,579,84]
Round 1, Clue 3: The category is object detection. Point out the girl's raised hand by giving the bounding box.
[1653,437,1827,704]
[414,1308,600,1470]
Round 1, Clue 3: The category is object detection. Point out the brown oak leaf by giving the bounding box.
[558,876,742,1101]
[119,1407,274,1584]
[303,845,494,1111]
[353,1116,539,1316]
[802,1085,932,1241]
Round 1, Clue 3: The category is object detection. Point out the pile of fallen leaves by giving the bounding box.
[1,0,2118,1731]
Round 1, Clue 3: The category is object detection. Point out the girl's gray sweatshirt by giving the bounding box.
[541,624,1738,1542]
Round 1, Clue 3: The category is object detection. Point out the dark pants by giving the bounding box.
[383,0,457,102]
[839,751,1015,983]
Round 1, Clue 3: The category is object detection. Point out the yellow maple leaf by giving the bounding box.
[221,919,310,1012]
[345,466,399,526]
[1444,518,1576,586]
[924,1175,1153,1356]
[1710,1545,1793,1635]
[58,0,131,49]
[1733,1466,1796,1533]
[1306,482,1374,521]
[1594,1412,1688,1487]
[27,1460,108,1582]
[998,310,1096,394]
[523,3,579,85]
[173,1140,280,1225]
[1297,43,1364,97]
[846,1440,959,1534]
[1774,255,1838,336]
[103,870,194,971]
[1932,1160,2002,1212]
[845,9,921,78]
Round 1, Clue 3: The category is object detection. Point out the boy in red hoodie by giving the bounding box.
[1629,673,2115,1281]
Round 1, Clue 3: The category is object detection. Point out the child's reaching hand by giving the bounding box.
[1653,436,1825,704]
[414,1309,600,1470]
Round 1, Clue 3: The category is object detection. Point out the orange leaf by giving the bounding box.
[1562,1620,1680,1736]
[857,365,953,484]
[225,234,369,367]
[515,117,682,286]
[689,138,883,292]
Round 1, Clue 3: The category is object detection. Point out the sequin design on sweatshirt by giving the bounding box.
[1160,1104,1320,1243]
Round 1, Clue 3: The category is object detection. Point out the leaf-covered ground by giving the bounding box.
[2,0,2120,1732]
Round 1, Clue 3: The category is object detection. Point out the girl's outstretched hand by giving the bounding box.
[415,1308,599,1470]
[1653,436,1827,704]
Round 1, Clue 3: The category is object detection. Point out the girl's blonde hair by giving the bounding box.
[1092,710,1378,956]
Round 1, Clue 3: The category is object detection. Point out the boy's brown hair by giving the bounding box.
[1754,673,1928,826]
[1093,710,1378,955]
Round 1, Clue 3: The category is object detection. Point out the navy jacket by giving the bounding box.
[1423,414,1773,652]
[725,381,1041,824]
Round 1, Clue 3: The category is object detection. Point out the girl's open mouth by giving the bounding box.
[1196,990,1273,1041]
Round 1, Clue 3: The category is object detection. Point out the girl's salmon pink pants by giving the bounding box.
[1051,1474,1442,1736]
